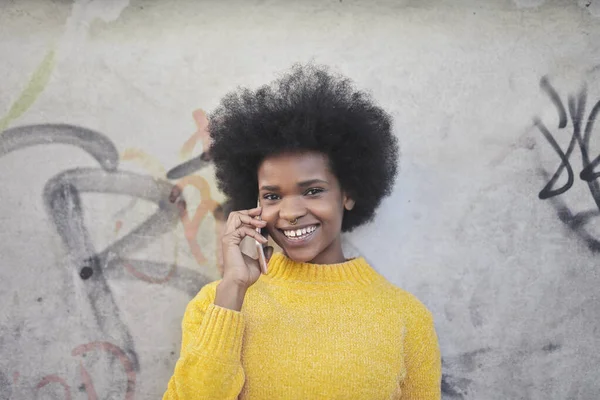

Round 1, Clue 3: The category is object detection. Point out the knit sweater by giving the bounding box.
[163,253,441,399]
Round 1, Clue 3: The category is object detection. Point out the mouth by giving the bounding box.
[278,224,319,245]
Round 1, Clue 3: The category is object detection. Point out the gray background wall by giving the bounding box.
[1,0,599,398]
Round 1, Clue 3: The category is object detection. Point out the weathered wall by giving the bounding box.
[1,1,599,398]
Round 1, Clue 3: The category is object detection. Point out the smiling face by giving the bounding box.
[257,151,355,265]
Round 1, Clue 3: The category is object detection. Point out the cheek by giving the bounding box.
[261,207,278,227]
[309,199,344,224]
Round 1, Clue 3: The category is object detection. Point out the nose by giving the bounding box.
[279,195,307,223]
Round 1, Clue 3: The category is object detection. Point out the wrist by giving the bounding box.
[214,279,248,311]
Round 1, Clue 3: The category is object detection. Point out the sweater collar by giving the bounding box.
[265,252,381,285]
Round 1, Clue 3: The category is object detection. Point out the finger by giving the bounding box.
[228,226,268,244]
[226,212,266,232]
[228,206,262,218]
[237,213,267,229]
[226,208,262,226]
[245,207,263,217]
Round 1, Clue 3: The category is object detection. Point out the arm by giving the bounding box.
[399,309,442,399]
[163,281,246,400]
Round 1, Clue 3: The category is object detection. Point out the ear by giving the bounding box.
[343,194,355,211]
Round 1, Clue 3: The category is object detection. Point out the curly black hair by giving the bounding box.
[208,64,399,232]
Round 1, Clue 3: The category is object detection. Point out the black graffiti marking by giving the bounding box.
[539,180,600,253]
[535,78,600,205]
[534,118,576,198]
[0,124,118,171]
[440,348,491,398]
[540,76,567,129]
[165,151,211,180]
[0,124,211,374]
[534,78,600,252]
[42,171,174,370]
[105,259,208,298]
[441,373,471,399]
[577,98,600,183]
[44,168,181,262]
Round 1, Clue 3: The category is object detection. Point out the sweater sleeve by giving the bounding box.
[399,305,442,399]
[163,281,246,400]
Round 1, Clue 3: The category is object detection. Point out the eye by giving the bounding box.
[263,193,280,201]
[305,188,324,196]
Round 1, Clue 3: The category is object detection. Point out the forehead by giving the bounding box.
[257,151,333,183]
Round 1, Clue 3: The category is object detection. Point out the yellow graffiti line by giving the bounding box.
[175,175,220,266]
[0,50,56,132]
[120,148,166,178]
[180,109,211,160]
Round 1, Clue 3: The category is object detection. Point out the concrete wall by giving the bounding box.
[1,1,599,398]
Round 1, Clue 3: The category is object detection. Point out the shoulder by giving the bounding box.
[382,282,434,325]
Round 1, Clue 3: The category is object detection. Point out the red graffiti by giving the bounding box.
[180,109,212,160]
[72,341,136,400]
[123,260,177,284]
[35,374,72,400]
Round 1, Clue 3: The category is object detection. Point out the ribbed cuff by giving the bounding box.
[189,303,245,361]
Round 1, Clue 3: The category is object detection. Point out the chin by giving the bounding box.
[281,245,323,263]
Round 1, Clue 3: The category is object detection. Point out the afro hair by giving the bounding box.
[208,63,399,232]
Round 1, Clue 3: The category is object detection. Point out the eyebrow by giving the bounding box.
[260,179,329,191]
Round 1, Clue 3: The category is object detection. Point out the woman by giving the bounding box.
[163,64,441,399]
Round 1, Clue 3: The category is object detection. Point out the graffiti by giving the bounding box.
[167,109,213,180]
[165,109,233,274]
[440,348,490,399]
[534,76,600,252]
[0,50,56,132]
[535,77,600,200]
[172,176,220,265]
[167,108,213,180]
[0,123,213,398]
[72,341,137,400]
[166,152,212,180]
[35,375,72,400]
[122,108,225,268]
[441,373,472,399]
[0,124,119,169]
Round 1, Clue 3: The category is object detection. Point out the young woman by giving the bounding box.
[163,64,441,399]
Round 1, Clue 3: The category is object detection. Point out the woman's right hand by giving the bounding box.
[220,207,271,290]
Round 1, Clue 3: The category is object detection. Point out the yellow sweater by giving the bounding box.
[163,253,441,399]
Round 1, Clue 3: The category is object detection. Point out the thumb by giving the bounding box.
[264,246,274,264]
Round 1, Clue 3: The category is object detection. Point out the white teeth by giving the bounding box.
[283,225,317,238]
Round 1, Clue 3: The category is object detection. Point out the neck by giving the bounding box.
[309,251,345,265]
[307,236,346,265]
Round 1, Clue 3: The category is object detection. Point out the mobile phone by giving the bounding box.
[255,201,268,274]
